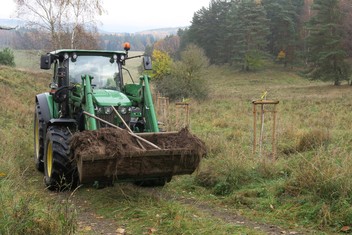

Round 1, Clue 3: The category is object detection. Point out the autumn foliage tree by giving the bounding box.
[151,50,172,80]
[153,35,180,59]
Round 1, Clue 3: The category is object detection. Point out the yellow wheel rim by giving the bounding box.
[34,115,40,159]
[46,141,53,177]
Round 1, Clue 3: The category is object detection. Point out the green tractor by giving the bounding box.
[34,45,205,190]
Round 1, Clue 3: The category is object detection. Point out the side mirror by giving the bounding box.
[40,54,51,70]
[143,56,152,70]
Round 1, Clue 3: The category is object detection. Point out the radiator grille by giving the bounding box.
[96,112,130,128]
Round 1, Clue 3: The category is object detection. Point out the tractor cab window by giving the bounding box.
[69,55,121,90]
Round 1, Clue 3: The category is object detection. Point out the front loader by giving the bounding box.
[34,45,206,190]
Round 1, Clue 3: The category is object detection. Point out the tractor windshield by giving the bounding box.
[69,55,121,90]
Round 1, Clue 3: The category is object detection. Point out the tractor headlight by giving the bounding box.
[97,107,113,115]
[118,106,128,115]
[72,53,78,62]
[104,107,113,115]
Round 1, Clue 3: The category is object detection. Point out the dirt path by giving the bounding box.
[56,190,121,235]
[69,185,309,235]
[75,198,120,235]
[144,188,306,235]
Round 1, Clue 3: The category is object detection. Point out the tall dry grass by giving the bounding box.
[0,65,76,234]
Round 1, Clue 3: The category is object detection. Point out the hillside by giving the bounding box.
[1,58,352,234]
[0,18,179,51]
[137,27,183,37]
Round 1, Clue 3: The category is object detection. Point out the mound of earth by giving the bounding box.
[70,128,141,160]
[142,128,206,152]
[70,127,206,159]
[69,128,206,182]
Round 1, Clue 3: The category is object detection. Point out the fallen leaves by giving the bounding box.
[83,226,92,231]
[341,226,351,233]
[148,227,157,234]
[142,227,157,234]
[116,227,126,235]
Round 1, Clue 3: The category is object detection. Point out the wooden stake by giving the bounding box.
[252,100,279,158]
[253,103,257,154]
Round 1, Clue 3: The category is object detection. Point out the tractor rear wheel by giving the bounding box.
[44,126,77,191]
[34,103,44,172]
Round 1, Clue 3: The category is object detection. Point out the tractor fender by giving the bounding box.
[36,93,77,129]
[35,93,52,123]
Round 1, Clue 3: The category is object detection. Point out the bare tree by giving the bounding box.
[67,0,104,49]
[14,0,104,49]
[15,0,68,48]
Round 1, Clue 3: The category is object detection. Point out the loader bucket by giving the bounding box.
[70,128,206,184]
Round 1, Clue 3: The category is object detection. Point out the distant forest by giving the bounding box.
[177,0,352,66]
[148,0,352,85]
[0,28,162,51]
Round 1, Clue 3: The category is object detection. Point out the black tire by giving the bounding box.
[44,126,77,191]
[34,103,44,172]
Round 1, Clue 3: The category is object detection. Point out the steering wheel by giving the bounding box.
[53,86,69,103]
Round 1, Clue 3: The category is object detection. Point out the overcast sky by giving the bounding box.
[0,0,210,33]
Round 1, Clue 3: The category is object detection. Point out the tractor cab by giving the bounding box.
[41,49,127,89]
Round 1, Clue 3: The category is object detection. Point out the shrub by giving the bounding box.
[156,75,208,101]
[155,44,209,101]
[0,48,15,67]
[296,129,331,152]
[195,156,257,196]
[284,150,352,201]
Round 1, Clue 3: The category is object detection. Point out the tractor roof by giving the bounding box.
[48,49,128,57]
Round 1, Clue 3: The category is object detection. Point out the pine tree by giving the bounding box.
[263,0,304,66]
[229,0,270,71]
[306,0,350,85]
[188,0,231,64]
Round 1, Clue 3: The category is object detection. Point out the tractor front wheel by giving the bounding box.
[34,103,44,172]
[44,126,77,191]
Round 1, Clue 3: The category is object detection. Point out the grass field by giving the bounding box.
[1,51,352,234]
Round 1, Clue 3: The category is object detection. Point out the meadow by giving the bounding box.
[0,51,352,234]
